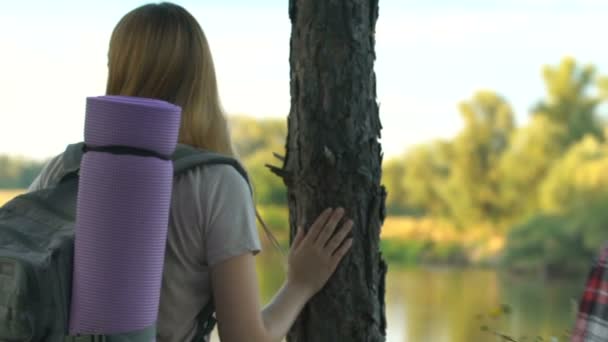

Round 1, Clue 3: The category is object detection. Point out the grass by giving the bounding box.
[0,189,25,206]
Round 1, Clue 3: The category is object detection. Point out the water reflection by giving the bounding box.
[211,256,585,342]
[388,267,584,342]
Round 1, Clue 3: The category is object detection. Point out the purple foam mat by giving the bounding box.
[84,96,182,156]
[69,152,174,334]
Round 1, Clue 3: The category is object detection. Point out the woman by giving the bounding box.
[28,2,354,342]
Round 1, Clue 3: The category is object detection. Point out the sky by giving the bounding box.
[1,0,608,160]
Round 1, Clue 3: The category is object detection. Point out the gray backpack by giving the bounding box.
[0,142,251,342]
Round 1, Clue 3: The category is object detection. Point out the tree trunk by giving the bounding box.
[274,0,387,340]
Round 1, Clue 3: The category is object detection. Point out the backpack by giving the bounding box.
[0,141,251,342]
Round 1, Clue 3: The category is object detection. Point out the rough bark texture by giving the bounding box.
[276,0,387,340]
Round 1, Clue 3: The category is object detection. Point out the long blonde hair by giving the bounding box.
[106,2,233,155]
[106,2,284,257]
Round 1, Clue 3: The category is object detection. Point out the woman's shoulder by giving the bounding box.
[176,162,251,198]
[171,161,258,251]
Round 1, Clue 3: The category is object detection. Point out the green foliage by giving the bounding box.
[245,149,287,206]
[598,76,608,100]
[502,193,608,276]
[391,57,608,234]
[380,239,431,265]
[378,57,608,272]
[445,91,515,227]
[401,140,453,217]
[2,57,607,277]
[532,57,604,147]
[426,242,468,265]
[380,239,468,266]
[539,134,608,213]
[382,157,423,215]
[504,135,608,274]
[230,116,287,160]
[230,116,288,206]
[502,214,586,276]
[0,156,46,189]
[496,115,567,225]
[382,158,404,214]
[257,205,289,245]
[567,195,608,253]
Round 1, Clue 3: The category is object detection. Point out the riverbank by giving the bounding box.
[0,190,592,278]
[379,216,505,266]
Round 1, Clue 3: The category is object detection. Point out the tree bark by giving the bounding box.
[276,0,387,340]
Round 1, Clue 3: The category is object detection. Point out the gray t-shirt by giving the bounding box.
[28,151,262,342]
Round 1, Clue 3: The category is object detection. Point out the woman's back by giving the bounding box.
[27,4,354,341]
[28,151,261,342]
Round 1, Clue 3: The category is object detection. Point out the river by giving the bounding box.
[211,256,586,342]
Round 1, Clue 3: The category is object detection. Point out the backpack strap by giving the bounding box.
[191,299,216,342]
[59,142,252,195]
[171,145,252,340]
[57,142,87,184]
[171,144,252,195]
[57,142,251,340]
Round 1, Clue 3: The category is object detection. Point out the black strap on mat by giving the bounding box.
[82,144,171,160]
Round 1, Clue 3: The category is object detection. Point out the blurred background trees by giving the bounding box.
[3,57,608,277]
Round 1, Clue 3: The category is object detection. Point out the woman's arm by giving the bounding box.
[210,208,353,342]
[210,253,268,342]
[211,254,311,342]
[259,281,311,341]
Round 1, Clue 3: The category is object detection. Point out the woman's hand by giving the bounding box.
[211,208,354,342]
[286,208,354,298]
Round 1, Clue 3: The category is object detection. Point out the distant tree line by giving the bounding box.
[4,57,608,274]
[382,57,608,274]
[0,156,46,189]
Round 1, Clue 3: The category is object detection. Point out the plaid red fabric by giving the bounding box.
[572,243,608,342]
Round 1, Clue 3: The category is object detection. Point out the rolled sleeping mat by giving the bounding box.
[68,95,182,335]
